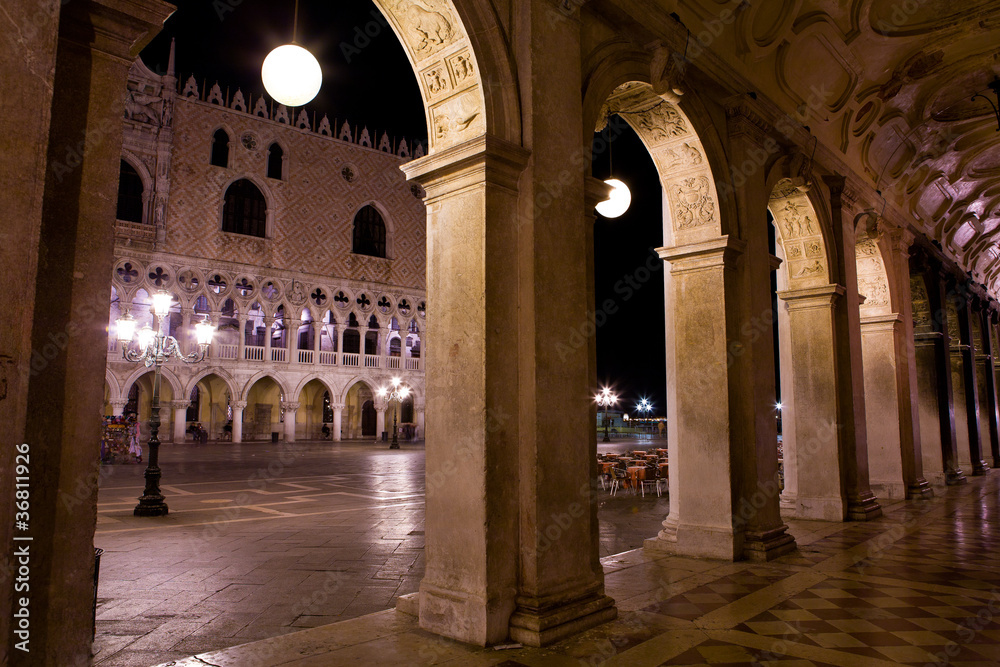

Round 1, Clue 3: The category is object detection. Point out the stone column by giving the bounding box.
[171,400,189,443]
[415,403,425,440]
[288,318,301,363]
[825,177,881,520]
[982,310,1000,467]
[336,324,344,364]
[263,315,274,361]
[10,1,173,662]
[956,292,988,473]
[110,398,129,416]
[238,315,247,360]
[232,400,247,443]
[919,259,966,484]
[180,308,192,354]
[375,400,386,442]
[778,286,847,519]
[282,401,298,442]
[885,230,932,497]
[331,402,344,441]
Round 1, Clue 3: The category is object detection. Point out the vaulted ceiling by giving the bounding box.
[591,0,1000,291]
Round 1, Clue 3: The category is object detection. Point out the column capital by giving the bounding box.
[168,400,190,410]
[777,283,845,309]
[330,402,345,410]
[234,400,248,409]
[657,235,746,274]
[280,401,300,411]
[400,134,530,200]
[109,398,129,409]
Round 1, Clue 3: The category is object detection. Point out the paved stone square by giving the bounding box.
[93,438,669,666]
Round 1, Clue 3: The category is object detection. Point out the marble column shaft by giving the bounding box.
[956,294,988,474]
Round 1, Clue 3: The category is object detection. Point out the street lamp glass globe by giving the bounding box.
[116,313,137,343]
[194,318,216,346]
[151,291,174,318]
[595,179,631,218]
[137,325,155,350]
[262,44,322,107]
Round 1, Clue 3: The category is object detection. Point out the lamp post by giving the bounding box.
[637,398,652,437]
[595,387,618,443]
[115,291,215,516]
[377,377,410,450]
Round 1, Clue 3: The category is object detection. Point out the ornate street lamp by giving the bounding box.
[115,291,215,516]
[595,387,618,443]
[377,377,410,450]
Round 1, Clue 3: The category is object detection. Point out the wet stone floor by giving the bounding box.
[93,438,668,666]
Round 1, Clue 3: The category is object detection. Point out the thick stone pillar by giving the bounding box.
[415,403,425,439]
[825,178,881,520]
[331,402,344,441]
[375,404,386,442]
[171,400,189,443]
[982,310,1000,467]
[884,231,931,497]
[956,292,988,474]
[404,134,538,646]
[6,1,172,663]
[778,286,846,519]
[232,400,246,443]
[916,257,966,484]
[282,401,298,442]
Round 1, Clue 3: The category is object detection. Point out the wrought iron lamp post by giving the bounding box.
[115,291,215,516]
[595,387,618,443]
[377,377,410,450]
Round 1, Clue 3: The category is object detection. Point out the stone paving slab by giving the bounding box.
[94,438,667,665]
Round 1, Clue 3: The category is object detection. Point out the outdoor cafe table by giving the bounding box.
[656,448,668,457]
[599,461,616,475]
[627,466,648,489]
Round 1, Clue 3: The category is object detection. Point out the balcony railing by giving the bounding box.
[271,348,286,362]
[115,219,156,242]
[405,358,421,370]
[244,345,265,361]
[319,351,337,365]
[386,356,401,369]
[213,343,238,360]
[364,354,380,368]
[298,349,314,364]
[342,353,360,367]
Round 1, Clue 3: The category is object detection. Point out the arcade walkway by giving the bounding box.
[151,468,1000,666]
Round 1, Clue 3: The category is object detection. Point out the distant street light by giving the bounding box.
[377,377,411,450]
[637,398,653,436]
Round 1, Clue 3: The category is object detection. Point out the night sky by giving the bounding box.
[141,0,669,417]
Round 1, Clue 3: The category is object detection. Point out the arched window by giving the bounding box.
[352,205,386,258]
[186,386,200,422]
[267,143,284,180]
[222,179,266,237]
[116,160,144,222]
[211,129,229,167]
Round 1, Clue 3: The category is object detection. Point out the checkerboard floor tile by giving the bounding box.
[658,638,841,666]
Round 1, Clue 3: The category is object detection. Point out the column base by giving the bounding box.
[644,522,736,560]
[743,524,796,562]
[906,479,934,499]
[972,460,990,475]
[846,491,882,521]
[795,496,846,521]
[946,468,968,485]
[508,592,617,647]
[418,581,514,646]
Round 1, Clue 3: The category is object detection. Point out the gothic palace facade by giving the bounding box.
[105,52,428,444]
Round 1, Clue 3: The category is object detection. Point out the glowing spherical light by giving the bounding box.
[595,178,631,218]
[261,44,322,107]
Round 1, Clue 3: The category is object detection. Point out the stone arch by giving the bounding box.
[769,179,835,288]
[122,365,182,401]
[105,367,121,402]
[292,374,335,403]
[120,150,152,224]
[185,367,238,403]
[337,375,377,404]
[240,371,289,402]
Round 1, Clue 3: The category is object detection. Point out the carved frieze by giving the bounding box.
[387,0,457,60]
[431,90,482,142]
[655,142,703,175]
[627,102,688,145]
[670,176,714,230]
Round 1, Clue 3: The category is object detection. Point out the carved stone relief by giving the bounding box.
[387,0,456,60]
[670,176,714,230]
[655,142,703,175]
[431,90,483,142]
[628,102,688,144]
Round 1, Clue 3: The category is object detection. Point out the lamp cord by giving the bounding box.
[292,0,299,44]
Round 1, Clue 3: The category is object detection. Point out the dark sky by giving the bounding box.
[141,1,669,417]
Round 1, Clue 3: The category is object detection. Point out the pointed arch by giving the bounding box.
[122,365,183,400]
[240,371,290,402]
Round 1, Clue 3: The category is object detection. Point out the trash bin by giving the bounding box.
[271,432,279,443]
[93,548,103,640]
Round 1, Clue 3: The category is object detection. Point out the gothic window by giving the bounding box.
[352,205,386,258]
[211,129,230,167]
[266,143,284,180]
[212,129,229,167]
[116,160,144,223]
[222,179,266,237]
